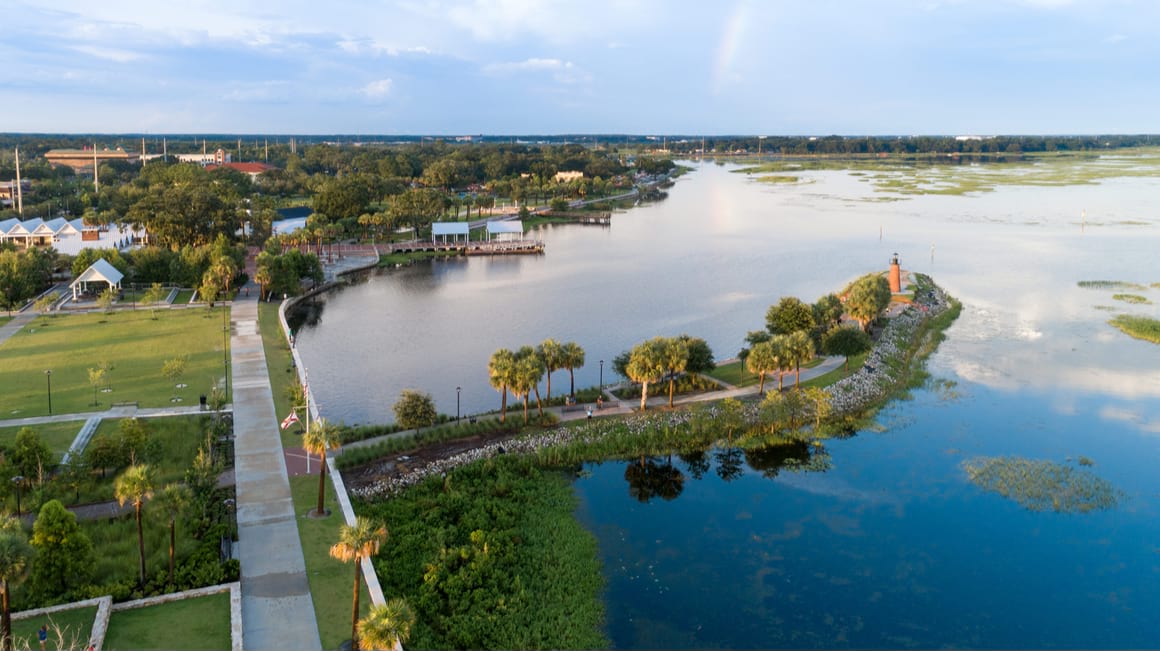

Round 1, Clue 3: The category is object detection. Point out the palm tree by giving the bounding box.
[151,483,191,587]
[785,330,816,387]
[746,339,780,394]
[660,337,690,407]
[115,464,155,587]
[487,349,516,423]
[330,517,388,651]
[253,266,272,302]
[302,418,342,517]
[560,341,586,398]
[0,517,32,651]
[536,339,564,402]
[515,346,546,419]
[358,598,416,651]
[626,338,667,411]
[770,334,792,391]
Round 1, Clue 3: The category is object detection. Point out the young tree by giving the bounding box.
[151,483,192,587]
[11,428,52,484]
[33,293,55,321]
[626,338,668,411]
[162,356,188,400]
[30,500,94,599]
[560,341,586,398]
[96,286,117,314]
[88,366,107,407]
[115,464,155,588]
[487,348,516,423]
[329,516,388,651]
[302,418,341,517]
[358,598,416,652]
[142,282,167,319]
[802,387,833,428]
[0,517,33,651]
[392,390,437,431]
[822,326,872,371]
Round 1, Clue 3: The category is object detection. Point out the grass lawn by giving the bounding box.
[172,289,196,304]
[13,604,98,650]
[0,308,230,417]
[0,420,85,460]
[256,302,301,448]
[707,356,824,389]
[102,592,231,651]
[87,415,210,493]
[290,473,371,650]
[800,352,869,390]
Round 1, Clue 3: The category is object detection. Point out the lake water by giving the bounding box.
[291,159,1160,648]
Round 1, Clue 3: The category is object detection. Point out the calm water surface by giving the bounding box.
[292,160,1160,648]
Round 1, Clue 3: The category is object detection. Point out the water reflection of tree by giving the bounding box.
[714,448,745,482]
[288,298,326,329]
[744,441,812,479]
[624,456,685,503]
[678,450,711,480]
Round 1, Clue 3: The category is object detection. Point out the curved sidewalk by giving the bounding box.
[230,287,322,650]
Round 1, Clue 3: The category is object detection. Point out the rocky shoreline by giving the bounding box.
[350,276,956,501]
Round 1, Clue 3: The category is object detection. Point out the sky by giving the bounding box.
[2,0,1158,135]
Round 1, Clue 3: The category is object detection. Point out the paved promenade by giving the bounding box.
[230,286,322,650]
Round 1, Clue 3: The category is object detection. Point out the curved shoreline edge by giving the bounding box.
[347,273,960,501]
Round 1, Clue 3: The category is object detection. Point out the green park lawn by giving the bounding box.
[707,356,826,389]
[291,474,372,650]
[0,420,85,461]
[102,592,231,650]
[13,604,98,650]
[0,307,230,418]
[256,302,301,448]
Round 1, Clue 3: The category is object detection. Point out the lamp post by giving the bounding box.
[11,476,23,517]
[599,359,604,394]
[456,386,461,423]
[44,369,52,415]
[222,305,230,398]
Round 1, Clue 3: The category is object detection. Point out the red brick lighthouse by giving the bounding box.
[889,253,902,294]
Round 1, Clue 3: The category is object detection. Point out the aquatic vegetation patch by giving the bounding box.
[962,456,1121,513]
[757,174,801,184]
[1077,280,1148,290]
[1112,293,1151,304]
[1108,314,1160,344]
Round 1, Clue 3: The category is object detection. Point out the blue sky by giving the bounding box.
[2,0,1157,135]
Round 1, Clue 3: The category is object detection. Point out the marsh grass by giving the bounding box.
[1111,293,1151,304]
[1077,280,1148,290]
[962,456,1121,513]
[1108,314,1160,344]
[102,592,231,650]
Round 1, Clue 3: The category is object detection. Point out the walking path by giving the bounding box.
[229,284,322,650]
[0,312,35,347]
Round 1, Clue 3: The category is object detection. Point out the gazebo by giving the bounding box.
[70,258,123,301]
[432,222,470,243]
[486,220,523,242]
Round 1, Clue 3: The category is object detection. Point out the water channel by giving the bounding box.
[291,159,1160,648]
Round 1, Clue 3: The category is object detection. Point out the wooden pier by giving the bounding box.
[384,239,545,256]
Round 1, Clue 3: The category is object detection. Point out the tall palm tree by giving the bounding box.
[536,339,564,402]
[660,337,690,408]
[515,346,546,419]
[785,330,816,387]
[626,338,667,411]
[746,340,780,394]
[151,483,191,587]
[115,464,155,588]
[358,598,416,651]
[0,517,32,651]
[302,418,342,517]
[487,349,516,423]
[770,334,792,391]
[330,517,388,651]
[560,341,586,398]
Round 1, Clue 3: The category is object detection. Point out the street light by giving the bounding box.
[456,386,461,423]
[599,360,604,394]
[11,476,23,517]
[44,369,52,415]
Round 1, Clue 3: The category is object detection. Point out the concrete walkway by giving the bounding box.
[230,285,322,650]
[0,311,35,347]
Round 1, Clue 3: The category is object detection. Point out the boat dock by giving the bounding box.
[384,239,545,256]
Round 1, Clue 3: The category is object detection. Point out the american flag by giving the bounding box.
[280,411,300,430]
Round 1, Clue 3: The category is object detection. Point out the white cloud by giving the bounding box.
[361,79,394,98]
[484,58,572,74]
[69,45,143,63]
